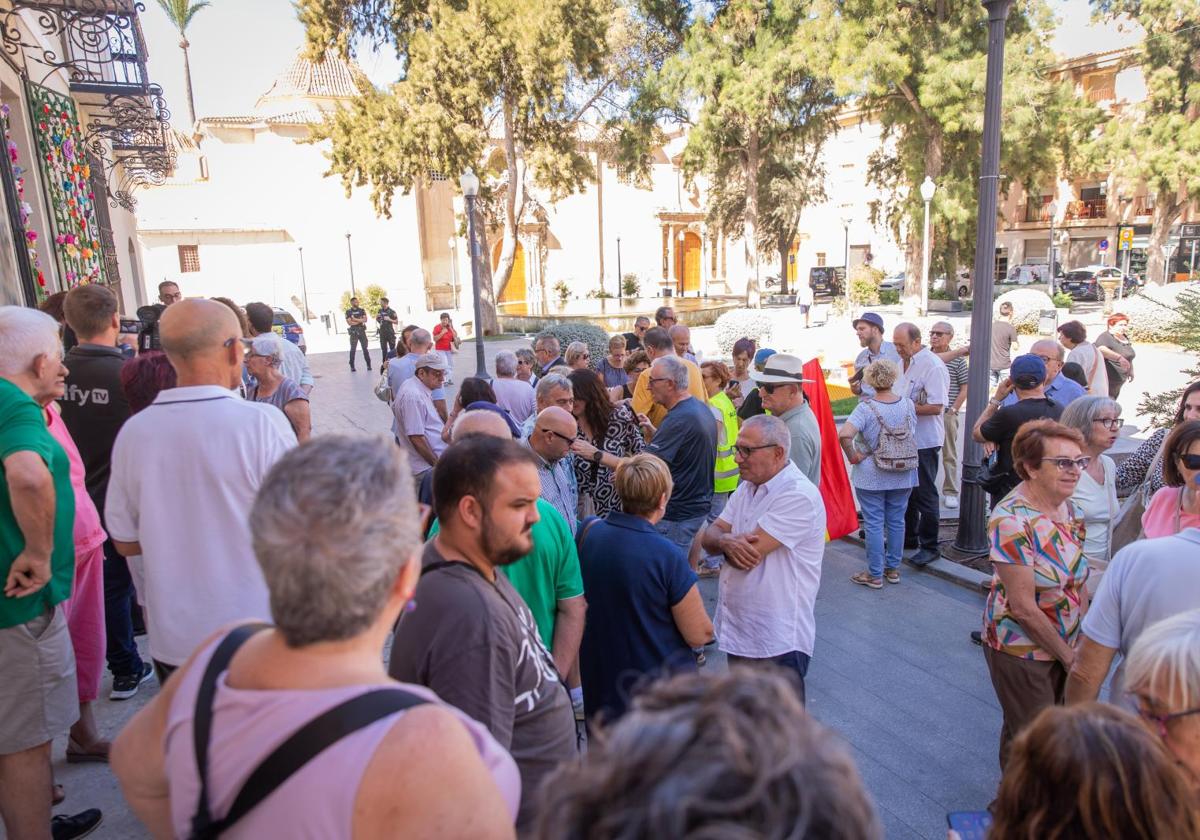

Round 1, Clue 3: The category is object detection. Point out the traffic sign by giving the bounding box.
[1118,227,1134,251]
[1098,238,1109,253]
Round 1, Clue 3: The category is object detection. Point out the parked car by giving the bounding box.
[932,270,972,298]
[878,271,905,293]
[809,266,846,298]
[1059,266,1137,301]
[272,307,307,353]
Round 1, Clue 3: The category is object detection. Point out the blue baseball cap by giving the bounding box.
[853,312,885,332]
[1010,354,1047,389]
[753,348,777,370]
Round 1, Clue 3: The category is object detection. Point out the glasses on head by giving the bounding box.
[734,443,781,458]
[1177,453,1200,470]
[1134,701,1200,739]
[1040,456,1091,473]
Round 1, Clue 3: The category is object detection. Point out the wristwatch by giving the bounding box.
[988,398,1002,408]
[591,450,604,464]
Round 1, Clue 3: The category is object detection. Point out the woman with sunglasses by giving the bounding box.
[565,341,591,371]
[1058,396,1122,574]
[1141,420,1200,538]
[981,419,1089,770]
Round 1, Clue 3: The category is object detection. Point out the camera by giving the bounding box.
[135,303,166,353]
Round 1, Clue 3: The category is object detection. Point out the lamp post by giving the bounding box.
[344,232,357,297]
[460,168,488,379]
[955,0,1014,557]
[919,177,936,316]
[1048,200,1058,295]
[297,246,310,322]
[616,236,622,292]
[841,216,851,311]
[448,236,459,310]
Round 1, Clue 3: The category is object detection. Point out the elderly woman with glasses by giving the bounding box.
[1141,419,1200,538]
[981,419,1089,770]
[565,341,591,371]
[1058,396,1122,574]
[245,335,311,441]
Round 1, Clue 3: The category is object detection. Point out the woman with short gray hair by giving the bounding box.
[565,341,591,371]
[1060,395,1122,572]
[245,334,311,441]
[111,437,521,838]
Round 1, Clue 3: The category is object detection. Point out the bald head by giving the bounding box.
[159,299,243,389]
[452,409,512,442]
[535,405,576,436]
[669,324,691,357]
[1031,338,1066,385]
[529,405,577,462]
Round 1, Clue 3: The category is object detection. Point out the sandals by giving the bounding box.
[884,569,901,584]
[66,737,110,764]
[851,571,883,590]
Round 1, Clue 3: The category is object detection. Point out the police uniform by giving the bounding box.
[377,306,398,360]
[345,305,371,371]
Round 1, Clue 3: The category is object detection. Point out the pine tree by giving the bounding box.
[1139,288,1200,425]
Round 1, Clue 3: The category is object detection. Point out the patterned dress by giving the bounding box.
[982,488,1089,660]
[1115,427,1167,497]
[574,402,645,518]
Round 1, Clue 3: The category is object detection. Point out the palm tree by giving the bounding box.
[154,0,211,129]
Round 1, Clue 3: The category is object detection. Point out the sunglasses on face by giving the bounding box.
[929,330,950,337]
[1040,456,1091,473]
[547,429,575,444]
[1177,453,1200,470]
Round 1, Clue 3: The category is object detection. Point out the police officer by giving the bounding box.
[345,296,371,372]
[376,297,399,361]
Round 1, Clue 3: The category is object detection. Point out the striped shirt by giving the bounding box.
[945,357,968,410]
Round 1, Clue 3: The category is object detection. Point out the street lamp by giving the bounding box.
[460,168,488,379]
[1048,200,1058,295]
[955,0,1014,557]
[840,216,851,311]
[297,246,309,322]
[616,236,622,292]
[447,236,459,310]
[344,232,357,297]
[919,177,936,316]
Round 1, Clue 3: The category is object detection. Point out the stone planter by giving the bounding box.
[928,299,965,313]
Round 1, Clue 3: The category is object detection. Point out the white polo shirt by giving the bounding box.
[896,346,950,450]
[715,461,827,658]
[104,385,296,666]
[392,375,447,474]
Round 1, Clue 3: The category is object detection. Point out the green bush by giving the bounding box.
[1135,286,1200,426]
[1051,291,1073,309]
[879,289,900,305]
[339,284,389,315]
[535,323,612,369]
[928,287,951,301]
[849,266,884,305]
[621,273,640,297]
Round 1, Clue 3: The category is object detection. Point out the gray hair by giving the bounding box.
[495,350,518,377]
[534,333,561,354]
[248,334,283,367]
[931,320,954,336]
[515,348,536,366]
[250,435,419,647]
[1125,609,1200,709]
[408,328,433,351]
[1059,396,1121,444]
[0,306,62,377]
[743,414,791,456]
[536,373,572,405]
[655,354,689,390]
[565,341,589,365]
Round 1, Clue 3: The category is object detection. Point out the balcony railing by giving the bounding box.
[1085,85,1115,104]
[1066,198,1108,221]
[1023,200,1054,223]
[1132,195,1156,217]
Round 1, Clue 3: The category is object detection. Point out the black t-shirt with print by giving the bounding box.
[376,307,397,336]
[345,306,367,334]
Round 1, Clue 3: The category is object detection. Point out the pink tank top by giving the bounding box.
[164,634,522,838]
[45,407,106,554]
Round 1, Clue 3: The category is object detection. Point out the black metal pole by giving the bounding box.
[345,233,357,297]
[955,0,1013,555]
[298,247,310,322]
[465,193,488,379]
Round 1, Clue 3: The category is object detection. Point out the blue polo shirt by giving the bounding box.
[1001,373,1085,409]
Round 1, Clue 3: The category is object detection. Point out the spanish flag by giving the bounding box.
[802,359,858,542]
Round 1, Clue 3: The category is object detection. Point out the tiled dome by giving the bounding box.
[256,49,362,109]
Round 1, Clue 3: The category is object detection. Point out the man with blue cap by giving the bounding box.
[972,353,1065,507]
[850,312,901,399]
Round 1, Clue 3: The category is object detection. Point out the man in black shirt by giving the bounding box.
[973,354,1063,508]
[345,296,371,372]
[376,297,398,361]
[60,285,152,699]
[623,315,650,351]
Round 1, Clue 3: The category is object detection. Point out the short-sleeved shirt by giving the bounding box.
[1001,373,1084,410]
[647,396,717,521]
[491,377,536,424]
[854,341,902,399]
[1094,330,1135,386]
[1141,486,1200,539]
[427,499,583,649]
[982,489,1088,660]
[388,540,577,831]
[945,356,968,409]
[716,462,827,658]
[777,402,822,486]
[376,307,398,335]
[522,441,579,534]
[1067,342,1110,398]
[433,324,456,351]
[596,357,628,388]
[246,377,309,431]
[896,347,949,450]
[1081,528,1200,707]
[344,307,367,333]
[989,320,1018,370]
[846,397,919,491]
[392,375,447,473]
[980,397,1062,477]
[386,354,446,403]
[577,511,698,721]
[0,379,75,629]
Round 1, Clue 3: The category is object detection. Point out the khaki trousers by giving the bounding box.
[942,411,960,496]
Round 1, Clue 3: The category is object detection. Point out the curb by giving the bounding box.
[837,534,991,594]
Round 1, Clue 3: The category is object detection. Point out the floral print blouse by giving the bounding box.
[573,402,645,518]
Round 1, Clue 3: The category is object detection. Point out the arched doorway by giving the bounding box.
[677,231,701,294]
[492,240,526,305]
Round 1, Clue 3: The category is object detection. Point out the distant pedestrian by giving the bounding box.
[929,320,968,508]
[433,312,460,384]
[990,301,1019,387]
[596,334,629,389]
[244,335,312,442]
[701,415,826,703]
[392,352,449,480]
[244,301,313,393]
[344,296,371,372]
[654,306,677,328]
[376,296,399,360]
[838,359,917,589]
[1058,320,1109,398]
[492,350,536,424]
[850,312,901,400]
[1095,313,1136,400]
[752,353,821,486]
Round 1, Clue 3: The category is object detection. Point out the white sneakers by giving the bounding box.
[945,495,959,509]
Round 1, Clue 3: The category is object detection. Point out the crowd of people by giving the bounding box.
[1,286,1198,840]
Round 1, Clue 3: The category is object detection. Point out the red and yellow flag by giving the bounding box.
[802,359,859,542]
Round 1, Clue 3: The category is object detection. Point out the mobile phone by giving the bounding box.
[119,318,141,334]
[946,811,992,840]
[849,368,864,383]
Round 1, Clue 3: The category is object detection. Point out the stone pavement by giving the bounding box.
[37,347,1007,840]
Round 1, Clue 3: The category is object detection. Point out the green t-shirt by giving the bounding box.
[0,378,75,629]
[429,498,584,648]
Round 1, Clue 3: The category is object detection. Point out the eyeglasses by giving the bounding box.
[1135,702,1200,739]
[1039,457,1091,472]
[734,443,781,458]
[1092,418,1122,430]
[546,429,575,444]
[1034,354,1057,364]
[929,330,950,337]
[1177,453,1200,470]
[648,376,672,385]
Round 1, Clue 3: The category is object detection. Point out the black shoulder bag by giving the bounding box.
[188,624,428,839]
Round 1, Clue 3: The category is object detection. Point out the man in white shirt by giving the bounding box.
[244,301,313,393]
[105,300,296,681]
[491,350,536,423]
[893,322,950,567]
[393,352,449,477]
[700,415,827,704]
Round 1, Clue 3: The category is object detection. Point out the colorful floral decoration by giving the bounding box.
[25,80,106,289]
[2,103,49,302]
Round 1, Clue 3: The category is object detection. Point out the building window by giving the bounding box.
[177,244,200,273]
[816,252,826,267]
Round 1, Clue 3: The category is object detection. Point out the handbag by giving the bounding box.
[374,363,392,403]
[1110,439,1165,553]
[978,448,1014,496]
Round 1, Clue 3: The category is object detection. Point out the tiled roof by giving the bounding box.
[258,49,362,103]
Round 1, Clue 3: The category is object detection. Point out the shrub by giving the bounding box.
[621,273,640,297]
[1117,284,1195,344]
[535,322,612,369]
[1051,291,1073,309]
[339,284,388,315]
[714,308,773,355]
[993,288,1056,335]
[848,266,883,306]
[879,288,900,305]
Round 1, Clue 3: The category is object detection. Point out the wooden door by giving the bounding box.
[681,232,701,293]
[494,240,526,305]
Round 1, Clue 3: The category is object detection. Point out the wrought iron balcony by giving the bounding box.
[1066,198,1108,221]
[1022,200,1054,223]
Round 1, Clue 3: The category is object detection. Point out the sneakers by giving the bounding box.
[51,809,102,840]
[110,661,153,701]
[945,495,959,509]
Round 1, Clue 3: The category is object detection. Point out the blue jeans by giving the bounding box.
[655,515,707,552]
[727,650,811,705]
[858,487,911,577]
[699,493,730,569]
[103,538,145,677]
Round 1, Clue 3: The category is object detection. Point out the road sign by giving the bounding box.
[1098,238,1109,253]
[1118,227,1134,251]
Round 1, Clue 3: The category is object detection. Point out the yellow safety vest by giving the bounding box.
[710,390,740,493]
